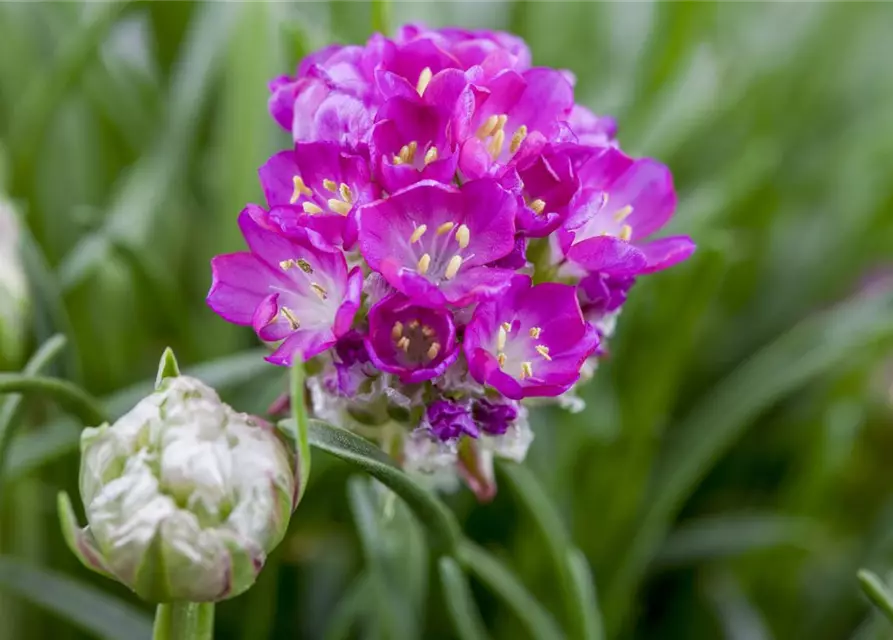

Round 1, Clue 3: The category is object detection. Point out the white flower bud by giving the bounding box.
[0,198,29,366]
[62,369,299,603]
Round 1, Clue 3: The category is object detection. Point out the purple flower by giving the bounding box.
[207,206,363,366]
[358,179,518,308]
[370,97,458,193]
[503,144,580,237]
[459,68,574,178]
[578,272,635,319]
[364,294,459,384]
[424,400,478,441]
[394,24,531,78]
[568,104,618,147]
[471,399,519,435]
[258,142,378,249]
[560,146,696,276]
[464,275,599,399]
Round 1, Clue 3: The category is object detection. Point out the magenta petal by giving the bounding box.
[207,253,272,325]
[566,236,648,276]
[266,329,337,366]
[439,266,517,306]
[334,267,365,335]
[638,236,696,273]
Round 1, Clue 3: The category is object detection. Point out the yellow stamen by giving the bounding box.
[290,176,312,203]
[424,146,439,165]
[339,183,353,204]
[489,128,505,160]
[408,319,420,329]
[495,114,508,131]
[302,202,324,215]
[444,255,462,280]
[618,224,633,241]
[535,345,552,361]
[398,141,418,164]
[310,283,328,300]
[501,321,512,332]
[497,352,507,368]
[397,336,410,352]
[392,154,404,165]
[328,199,351,216]
[613,205,633,222]
[409,224,428,244]
[280,307,301,330]
[279,259,296,270]
[510,125,528,154]
[421,325,434,337]
[416,66,433,96]
[392,322,404,341]
[427,342,441,360]
[437,221,455,235]
[497,326,507,352]
[520,361,533,380]
[529,326,542,339]
[528,199,546,215]
[476,114,499,139]
[455,224,470,250]
[417,253,431,275]
[297,259,314,274]
[323,179,338,192]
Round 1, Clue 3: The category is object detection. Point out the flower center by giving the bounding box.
[273,258,339,329]
[289,175,353,216]
[392,319,441,364]
[392,140,439,169]
[408,221,471,282]
[475,113,527,161]
[495,322,551,380]
[575,194,634,243]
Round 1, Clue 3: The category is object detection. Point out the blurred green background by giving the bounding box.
[2,1,893,638]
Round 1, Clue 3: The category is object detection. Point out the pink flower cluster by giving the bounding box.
[207,24,694,497]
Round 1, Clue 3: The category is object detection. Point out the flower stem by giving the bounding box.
[152,603,214,640]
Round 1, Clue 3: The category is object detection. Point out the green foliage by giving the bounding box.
[2,2,893,638]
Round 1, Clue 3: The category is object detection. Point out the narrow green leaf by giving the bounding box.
[457,541,563,640]
[4,420,80,483]
[859,570,893,624]
[0,374,108,427]
[8,1,129,192]
[566,549,605,640]
[348,477,412,640]
[323,573,372,640]
[0,335,66,485]
[608,289,893,624]
[498,461,593,639]
[154,348,181,389]
[305,420,461,556]
[439,556,491,640]
[0,556,153,640]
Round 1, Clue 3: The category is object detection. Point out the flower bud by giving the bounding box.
[59,350,301,603]
[0,197,29,367]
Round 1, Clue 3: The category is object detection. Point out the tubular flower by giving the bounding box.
[209,22,695,498]
[60,354,302,603]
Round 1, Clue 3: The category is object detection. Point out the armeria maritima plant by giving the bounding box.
[207,23,695,500]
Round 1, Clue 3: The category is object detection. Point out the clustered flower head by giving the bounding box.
[207,24,695,499]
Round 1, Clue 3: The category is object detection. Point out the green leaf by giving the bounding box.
[0,335,67,486]
[457,541,563,640]
[305,419,462,556]
[858,570,893,624]
[566,549,605,640]
[0,556,153,640]
[498,461,597,639]
[3,420,80,483]
[608,289,893,624]
[154,348,181,389]
[0,374,108,426]
[323,573,372,640]
[439,556,491,640]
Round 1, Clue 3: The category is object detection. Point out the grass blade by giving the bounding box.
[439,556,491,640]
[859,570,893,624]
[0,556,152,640]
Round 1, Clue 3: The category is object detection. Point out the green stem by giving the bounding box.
[0,374,108,427]
[153,603,214,640]
[858,569,893,623]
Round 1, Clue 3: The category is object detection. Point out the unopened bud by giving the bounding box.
[60,350,301,602]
